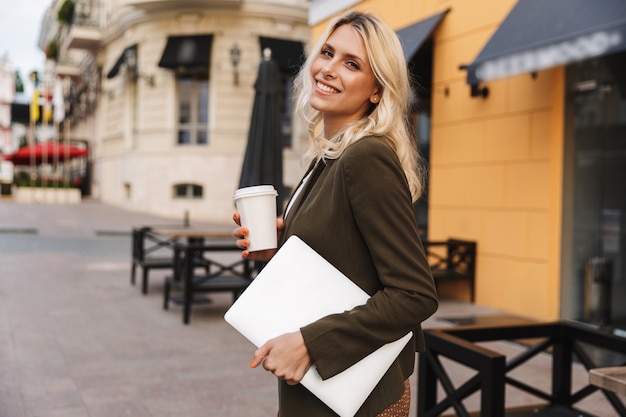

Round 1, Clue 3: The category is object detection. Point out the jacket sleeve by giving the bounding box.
[299,138,438,379]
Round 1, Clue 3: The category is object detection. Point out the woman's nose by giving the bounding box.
[321,62,336,78]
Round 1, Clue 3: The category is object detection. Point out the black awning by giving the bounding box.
[158,34,213,72]
[396,10,449,61]
[10,102,47,125]
[466,0,626,84]
[11,102,36,125]
[106,44,137,79]
[259,36,305,75]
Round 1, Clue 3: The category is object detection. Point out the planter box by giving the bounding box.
[14,187,81,204]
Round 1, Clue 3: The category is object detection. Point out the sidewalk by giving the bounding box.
[0,199,620,417]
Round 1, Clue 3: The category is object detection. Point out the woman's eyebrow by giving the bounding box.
[324,41,365,63]
[343,52,364,63]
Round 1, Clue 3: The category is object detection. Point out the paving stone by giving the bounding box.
[0,199,621,417]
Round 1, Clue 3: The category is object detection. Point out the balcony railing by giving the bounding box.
[73,0,103,27]
[54,49,85,79]
[61,0,104,52]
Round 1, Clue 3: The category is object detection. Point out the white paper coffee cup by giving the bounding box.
[233,185,278,252]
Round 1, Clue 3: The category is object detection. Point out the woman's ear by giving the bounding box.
[370,90,381,104]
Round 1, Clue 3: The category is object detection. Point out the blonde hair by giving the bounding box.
[293,11,425,201]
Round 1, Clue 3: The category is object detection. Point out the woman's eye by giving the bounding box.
[321,49,333,58]
[347,61,360,70]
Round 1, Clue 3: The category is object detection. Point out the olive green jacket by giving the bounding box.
[277,136,438,417]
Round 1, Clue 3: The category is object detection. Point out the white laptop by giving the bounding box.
[224,235,412,417]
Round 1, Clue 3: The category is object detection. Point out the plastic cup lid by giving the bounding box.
[233,185,278,200]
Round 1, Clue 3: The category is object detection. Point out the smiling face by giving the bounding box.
[310,24,381,137]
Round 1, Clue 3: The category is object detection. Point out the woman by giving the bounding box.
[233,11,438,417]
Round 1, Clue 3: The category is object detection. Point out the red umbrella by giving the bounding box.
[4,143,89,166]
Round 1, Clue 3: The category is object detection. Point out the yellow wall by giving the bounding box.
[312,0,565,320]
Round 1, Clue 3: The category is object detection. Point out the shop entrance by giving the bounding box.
[563,51,626,330]
[409,38,433,240]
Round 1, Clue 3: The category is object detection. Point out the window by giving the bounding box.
[177,78,208,145]
[408,39,434,240]
[173,183,203,199]
[562,51,626,324]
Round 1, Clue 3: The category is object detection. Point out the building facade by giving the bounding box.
[309,0,626,325]
[0,58,14,155]
[38,0,311,223]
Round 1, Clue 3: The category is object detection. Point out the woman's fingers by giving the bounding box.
[275,217,285,240]
[242,248,277,262]
[252,332,311,384]
[250,345,269,369]
[234,213,282,262]
[236,238,249,250]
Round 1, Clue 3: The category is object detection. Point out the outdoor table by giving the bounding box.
[146,226,234,241]
[589,366,626,396]
[148,226,257,324]
[146,225,242,283]
[131,225,237,294]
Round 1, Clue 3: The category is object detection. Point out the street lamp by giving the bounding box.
[230,43,241,85]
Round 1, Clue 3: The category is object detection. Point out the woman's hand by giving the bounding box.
[250,331,312,385]
[232,212,284,262]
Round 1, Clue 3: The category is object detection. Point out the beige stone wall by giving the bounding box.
[89,1,310,224]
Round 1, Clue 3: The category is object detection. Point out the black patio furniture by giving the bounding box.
[163,240,260,324]
[423,239,477,302]
[131,225,224,294]
[130,225,182,294]
[417,320,626,417]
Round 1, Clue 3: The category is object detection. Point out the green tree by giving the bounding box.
[57,0,75,26]
[29,70,39,86]
[15,71,24,93]
[46,40,59,61]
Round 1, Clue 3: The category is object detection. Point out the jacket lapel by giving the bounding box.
[281,159,326,242]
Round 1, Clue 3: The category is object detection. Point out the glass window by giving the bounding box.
[563,51,626,327]
[173,183,203,199]
[408,39,434,240]
[192,184,203,198]
[177,77,209,145]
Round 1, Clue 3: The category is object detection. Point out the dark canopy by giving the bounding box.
[465,0,626,84]
[158,34,213,76]
[259,37,305,75]
[239,55,284,214]
[11,102,42,125]
[107,44,138,79]
[396,10,448,61]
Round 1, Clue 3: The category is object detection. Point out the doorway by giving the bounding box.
[409,39,433,240]
[563,51,626,329]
